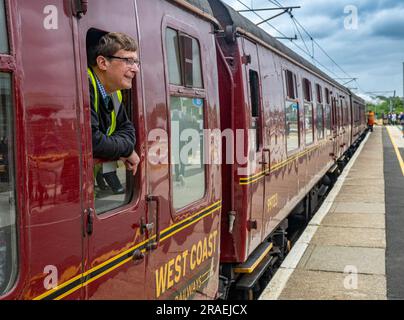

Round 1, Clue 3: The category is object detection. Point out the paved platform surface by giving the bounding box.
[260,126,404,300]
[384,126,404,299]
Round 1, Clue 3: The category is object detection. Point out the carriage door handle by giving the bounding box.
[146,195,161,251]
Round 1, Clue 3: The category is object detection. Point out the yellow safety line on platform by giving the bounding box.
[386,126,404,176]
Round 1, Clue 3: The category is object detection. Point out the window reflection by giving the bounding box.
[0,0,9,54]
[325,104,332,136]
[94,160,132,214]
[285,100,299,153]
[317,104,324,140]
[0,73,17,295]
[166,28,181,86]
[305,103,314,145]
[170,96,205,209]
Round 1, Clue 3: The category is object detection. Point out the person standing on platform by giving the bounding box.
[367,110,375,132]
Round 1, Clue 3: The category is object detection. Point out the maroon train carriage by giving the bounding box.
[207,1,367,299]
[0,0,367,300]
[0,0,222,300]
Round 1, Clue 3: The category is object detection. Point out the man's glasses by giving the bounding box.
[107,55,140,67]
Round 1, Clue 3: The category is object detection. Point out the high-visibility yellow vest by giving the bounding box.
[88,68,124,192]
[87,68,123,136]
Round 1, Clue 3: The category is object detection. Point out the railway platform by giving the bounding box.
[260,125,404,300]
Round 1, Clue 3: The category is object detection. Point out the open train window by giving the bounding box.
[302,78,314,145]
[0,72,17,296]
[165,28,206,211]
[249,69,261,152]
[284,69,297,100]
[166,28,182,86]
[0,0,9,53]
[166,28,203,89]
[86,28,138,215]
[302,78,312,102]
[325,88,330,105]
[316,84,322,104]
[284,69,299,153]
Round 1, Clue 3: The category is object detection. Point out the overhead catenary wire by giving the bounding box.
[290,15,311,58]
[265,0,365,93]
[235,0,365,92]
[233,0,345,80]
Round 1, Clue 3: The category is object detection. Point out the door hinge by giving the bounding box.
[72,0,88,18]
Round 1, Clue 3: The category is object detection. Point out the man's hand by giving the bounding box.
[121,151,140,176]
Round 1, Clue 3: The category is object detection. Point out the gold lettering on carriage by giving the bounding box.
[267,193,278,213]
[155,229,218,298]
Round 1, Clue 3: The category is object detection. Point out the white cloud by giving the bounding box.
[221,0,404,97]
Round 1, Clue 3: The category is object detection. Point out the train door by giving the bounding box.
[135,2,221,300]
[337,97,344,157]
[331,95,339,158]
[9,0,87,300]
[343,97,351,149]
[74,0,147,299]
[240,37,265,255]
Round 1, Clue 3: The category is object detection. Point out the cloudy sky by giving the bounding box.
[221,0,404,102]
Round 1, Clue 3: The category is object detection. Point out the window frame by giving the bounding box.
[315,83,323,104]
[85,28,140,216]
[0,0,19,297]
[325,87,330,105]
[302,78,314,146]
[163,21,209,215]
[284,69,298,100]
[282,68,300,155]
[249,69,262,152]
[282,67,302,154]
[324,103,332,137]
[0,0,10,54]
[338,97,343,129]
[315,83,324,140]
[302,78,312,103]
[284,99,300,154]
[304,101,314,146]
[316,103,325,141]
[165,27,204,90]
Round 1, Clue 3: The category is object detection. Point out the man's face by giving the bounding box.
[99,49,139,93]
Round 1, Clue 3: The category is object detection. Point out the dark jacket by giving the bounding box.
[90,80,135,160]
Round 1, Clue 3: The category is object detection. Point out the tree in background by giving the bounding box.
[366,96,404,120]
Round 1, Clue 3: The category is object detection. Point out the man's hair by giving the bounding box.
[88,32,138,67]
